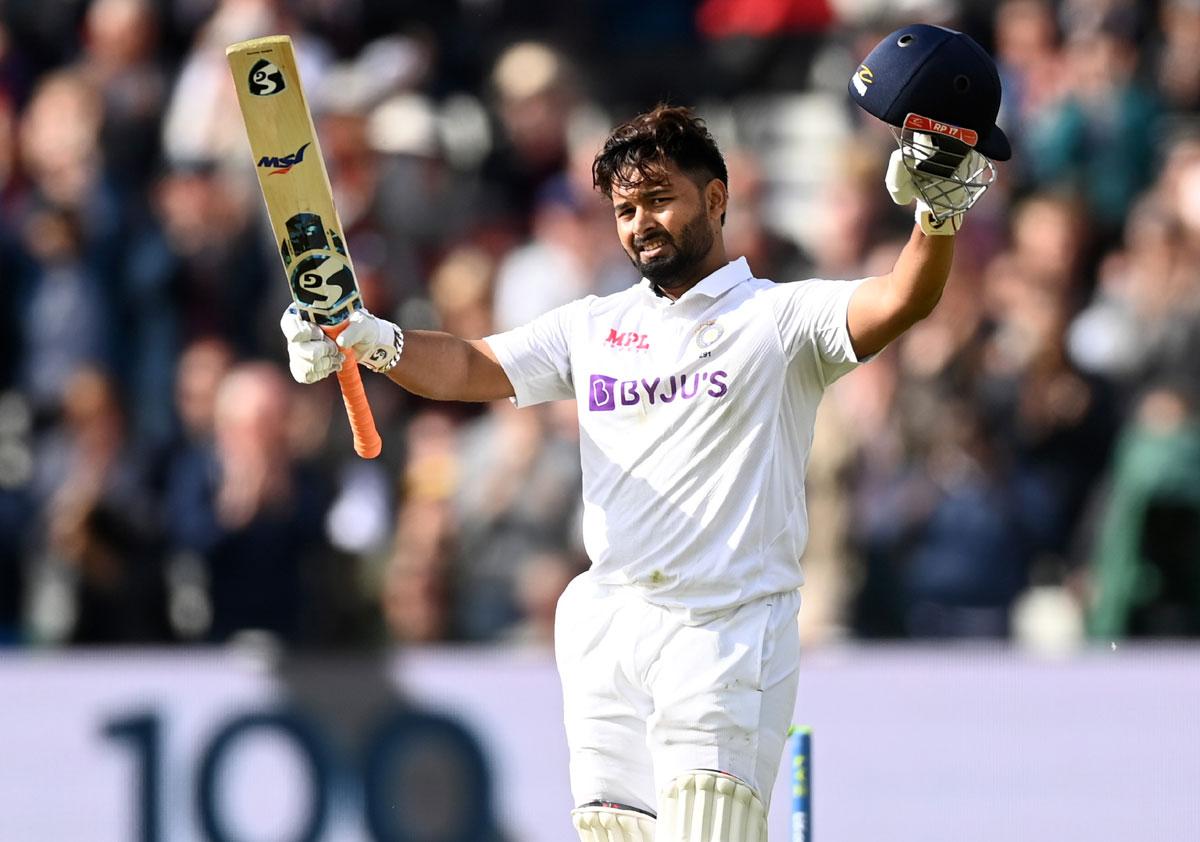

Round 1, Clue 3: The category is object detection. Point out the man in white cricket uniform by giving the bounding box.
[282,104,975,840]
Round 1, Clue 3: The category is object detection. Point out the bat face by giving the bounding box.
[229,34,382,459]
[227,38,362,326]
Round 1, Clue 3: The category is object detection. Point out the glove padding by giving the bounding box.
[336,309,404,373]
[885,145,986,236]
[279,307,404,385]
[280,307,342,384]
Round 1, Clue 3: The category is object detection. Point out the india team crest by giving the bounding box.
[696,320,724,349]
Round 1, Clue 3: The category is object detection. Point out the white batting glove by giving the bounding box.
[280,307,342,384]
[885,147,984,236]
[336,309,405,373]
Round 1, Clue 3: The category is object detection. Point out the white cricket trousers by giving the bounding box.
[554,573,801,814]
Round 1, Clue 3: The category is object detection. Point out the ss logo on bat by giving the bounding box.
[293,254,354,310]
[248,58,285,96]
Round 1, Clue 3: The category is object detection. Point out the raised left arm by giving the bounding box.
[845,225,955,360]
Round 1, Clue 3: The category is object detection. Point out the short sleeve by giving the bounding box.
[769,278,871,387]
[483,298,584,407]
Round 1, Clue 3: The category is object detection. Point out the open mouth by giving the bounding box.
[638,239,671,260]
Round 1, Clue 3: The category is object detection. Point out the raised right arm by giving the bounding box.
[384,331,514,402]
[280,308,513,402]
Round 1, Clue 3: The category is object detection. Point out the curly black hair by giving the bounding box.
[592,104,728,222]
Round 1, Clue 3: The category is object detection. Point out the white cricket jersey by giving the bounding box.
[484,257,869,621]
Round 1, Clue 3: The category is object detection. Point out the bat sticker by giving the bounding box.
[285,212,329,256]
[248,58,286,96]
[292,253,355,310]
[257,142,310,174]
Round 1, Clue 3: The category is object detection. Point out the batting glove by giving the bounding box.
[885,147,985,236]
[280,307,342,384]
[335,309,405,374]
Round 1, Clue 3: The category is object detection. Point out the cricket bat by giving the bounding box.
[226,35,382,459]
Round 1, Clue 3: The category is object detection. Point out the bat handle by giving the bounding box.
[323,323,382,459]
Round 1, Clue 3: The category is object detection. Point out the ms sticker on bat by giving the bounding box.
[248,58,286,96]
[258,142,311,175]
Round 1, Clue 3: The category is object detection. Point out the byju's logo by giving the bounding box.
[588,371,729,412]
[258,142,311,175]
[589,375,618,411]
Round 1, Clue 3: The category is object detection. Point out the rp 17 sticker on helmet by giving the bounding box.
[248,58,285,96]
[903,113,978,147]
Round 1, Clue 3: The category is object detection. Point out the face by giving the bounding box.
[610,160,724,290]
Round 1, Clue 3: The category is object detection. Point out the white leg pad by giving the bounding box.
[572,804,657,842]
[656,770,767,842]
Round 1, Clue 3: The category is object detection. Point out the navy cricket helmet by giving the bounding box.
[849,23,1011,161]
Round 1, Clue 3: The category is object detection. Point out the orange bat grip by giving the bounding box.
[323,322,382,459]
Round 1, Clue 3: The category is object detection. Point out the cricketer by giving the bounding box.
[282,24,1008,841]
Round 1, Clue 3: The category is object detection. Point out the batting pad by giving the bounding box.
[572,804,656,842]
[657,770,767,842]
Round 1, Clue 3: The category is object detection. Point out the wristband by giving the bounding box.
[917,206,961,236]
[377,326,405,373]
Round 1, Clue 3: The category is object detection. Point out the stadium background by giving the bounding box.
[1,0,1198,839]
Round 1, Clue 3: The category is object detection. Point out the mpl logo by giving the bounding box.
[258,142,311,175]
[604,328,650,351]
[588,370,729,412]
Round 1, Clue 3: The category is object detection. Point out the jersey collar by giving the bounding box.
[640,257,752,304]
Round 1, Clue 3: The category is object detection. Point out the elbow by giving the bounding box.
[906,290,942,323]
[888,285,942,329]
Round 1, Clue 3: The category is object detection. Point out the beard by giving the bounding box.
[630,210,715,290]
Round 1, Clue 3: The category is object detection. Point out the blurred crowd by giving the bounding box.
[1,0,1198,649]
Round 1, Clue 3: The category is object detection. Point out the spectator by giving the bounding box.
[384,411,462,642]
[36,368,168,643]
[1156,0,1200,113]
[78,0,168,190]
[1024,17,1160,232]
[452,399,582,639]
[993,0,1062,159]
[1,2,1198,648]
[17,206,109,414]
[483,41,577,218]
[492,177,594,331]
[160,0,330,170]
[504,549,585,648]
[1088,385,1200,637]
[164,363,333,643]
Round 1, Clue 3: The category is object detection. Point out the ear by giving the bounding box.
[705,178,728,223]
